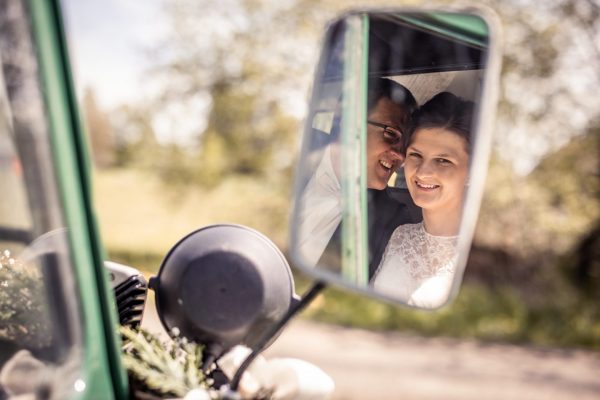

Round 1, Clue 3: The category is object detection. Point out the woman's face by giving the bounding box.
[404,127,469,213]
[365,97,407,189]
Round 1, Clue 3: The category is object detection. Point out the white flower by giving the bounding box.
[182,388,212,400]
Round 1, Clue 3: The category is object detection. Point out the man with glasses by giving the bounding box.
[364,78,414,189]
[298,78,422,276]
[364,78,422,278]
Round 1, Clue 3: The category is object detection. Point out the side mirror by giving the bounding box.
[290,9,501,309]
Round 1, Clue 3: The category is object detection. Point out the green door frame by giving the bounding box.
[27,0,128,398]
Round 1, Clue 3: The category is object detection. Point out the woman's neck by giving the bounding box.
[422,208,461,237]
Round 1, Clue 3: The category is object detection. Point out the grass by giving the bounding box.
[93,168,291,255]
[298,275,600,350]
[96,168,600,350]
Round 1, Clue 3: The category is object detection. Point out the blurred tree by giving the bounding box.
[456,0,600,310]
[536,123,600,297]
[142,0,320,187]
[529,127,600,252]
[110,103,161,168]
[571,223,600,296]
[473,0,600,247]
[144,0,394,188]
[82,87,115,168]
[472,126,600,295]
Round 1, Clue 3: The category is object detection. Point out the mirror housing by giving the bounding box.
[290,8,501,308]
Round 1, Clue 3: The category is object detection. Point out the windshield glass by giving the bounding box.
[0,1,83,398]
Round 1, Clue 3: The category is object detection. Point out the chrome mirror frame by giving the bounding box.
[289,6,502,308]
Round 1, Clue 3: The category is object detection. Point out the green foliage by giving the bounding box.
[108,89,298,191]
[95,170,291,255]
[153,145,203,190]
[204,81,264,174]
[81,88,116,169]
[529,128,600,243]
[106,103,161,170]
[107,249,165,276]
[0,250,51,348]
[476,126,600,315]
[120,325,215,398]
[300,279,600,350]
[192,80,298,188]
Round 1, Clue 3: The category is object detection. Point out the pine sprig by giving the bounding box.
[0,249,51,347]
[120,326,215,398]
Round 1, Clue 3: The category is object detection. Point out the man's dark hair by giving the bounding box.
[405,91,474,153]
[367,77,417,115]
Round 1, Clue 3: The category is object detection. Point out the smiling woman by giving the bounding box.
[372,92,473,308]
[405,126,469,234]
[405,92,472,236]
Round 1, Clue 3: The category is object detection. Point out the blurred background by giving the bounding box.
[60,0,599,398]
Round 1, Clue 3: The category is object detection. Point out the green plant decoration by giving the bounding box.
[120,325,216,399]
[0,249,51,348]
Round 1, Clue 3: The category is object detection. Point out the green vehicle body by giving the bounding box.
[30,0,129,398]
[1,0,126,398]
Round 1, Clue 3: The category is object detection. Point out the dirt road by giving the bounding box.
[264,320,600,400]
[142,300,600,399]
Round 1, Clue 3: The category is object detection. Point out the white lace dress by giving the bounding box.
[372,222,458,308]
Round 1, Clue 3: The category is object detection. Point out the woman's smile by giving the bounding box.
[404,127,469,213]
[414,180,440,190]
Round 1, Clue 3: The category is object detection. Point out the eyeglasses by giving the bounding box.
[367,120,403,146]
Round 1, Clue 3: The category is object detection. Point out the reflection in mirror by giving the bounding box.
[293,18,347,271]
[372,92,474,308]
[291,11,494,308]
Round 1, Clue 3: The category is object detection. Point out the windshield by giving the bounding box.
[0,1,83,398]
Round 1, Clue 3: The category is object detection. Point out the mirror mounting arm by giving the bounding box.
[226,280,327,394]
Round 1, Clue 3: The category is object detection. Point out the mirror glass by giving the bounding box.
[290,11,497,308]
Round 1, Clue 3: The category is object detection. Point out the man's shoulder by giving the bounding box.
[371,187,422,224]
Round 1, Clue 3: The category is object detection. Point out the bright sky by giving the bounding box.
[61,0,214,145]
[60,0,312,146]
[61,0,167,109]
